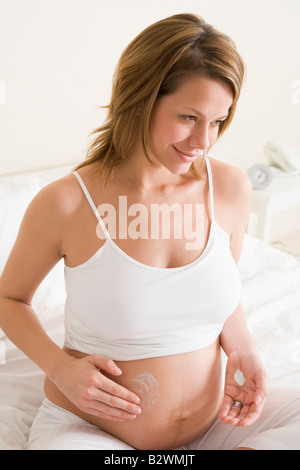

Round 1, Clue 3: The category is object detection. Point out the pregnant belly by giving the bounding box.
[44,340,223,450]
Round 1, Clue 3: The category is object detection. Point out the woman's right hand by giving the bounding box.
[54,353,142,422]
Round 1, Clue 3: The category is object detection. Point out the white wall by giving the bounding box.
[0,0,299,175]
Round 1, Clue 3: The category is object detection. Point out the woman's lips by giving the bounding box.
[173,146,200,163]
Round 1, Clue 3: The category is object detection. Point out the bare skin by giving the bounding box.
[45,342,223,449]
[0,77,267,450]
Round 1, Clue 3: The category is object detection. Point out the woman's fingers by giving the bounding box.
[95,387,142,417]
[96,374,142,412]
[79,374,142,419]
[90,354,123,377]
[85,392,142,421]
[220,396,265,426]
[78,354,142,420]
[224,403,250,425]
[219,394,233,420]
[88,354,141,405]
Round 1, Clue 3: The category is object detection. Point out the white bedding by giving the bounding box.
[0,168,299,450]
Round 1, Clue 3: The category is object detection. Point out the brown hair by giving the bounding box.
[76,13,245,180]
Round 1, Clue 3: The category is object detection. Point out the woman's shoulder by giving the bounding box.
[209,156,252,202]
[31,162,101,212]
[29,172,83,219]
[207,156,252,240]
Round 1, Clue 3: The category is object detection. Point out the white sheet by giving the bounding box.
[239,236,300,386]
[0,168,299,449]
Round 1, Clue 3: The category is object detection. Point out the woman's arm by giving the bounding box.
[0,181,67,375]
[0,179,141,421]
[219,166,268,426]
[217,163,258,356]
[220,305,268,427]
[220,303,258,357]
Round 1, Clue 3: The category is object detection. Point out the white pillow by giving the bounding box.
[0,175,66,339]
[0,176,47,272]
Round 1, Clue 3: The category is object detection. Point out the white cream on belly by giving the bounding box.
[124,371,159,412]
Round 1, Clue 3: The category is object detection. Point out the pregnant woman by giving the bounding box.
[0,14,299,450]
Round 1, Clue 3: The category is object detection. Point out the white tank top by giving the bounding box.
[64,158,241,360]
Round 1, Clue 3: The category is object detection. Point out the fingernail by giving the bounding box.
[128,414,137,420]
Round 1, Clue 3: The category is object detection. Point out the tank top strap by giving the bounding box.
[73,171,110,240]
[204,156,215,222]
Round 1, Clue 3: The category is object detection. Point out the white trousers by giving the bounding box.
[27,387,300,450]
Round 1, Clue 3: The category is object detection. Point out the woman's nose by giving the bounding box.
[187,125,210,151]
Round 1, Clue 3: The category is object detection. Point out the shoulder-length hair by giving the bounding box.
[75,13,245,180]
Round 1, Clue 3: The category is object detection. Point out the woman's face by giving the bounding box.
[148,76,233,174]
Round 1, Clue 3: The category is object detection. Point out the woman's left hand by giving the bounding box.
[219,350,268,426]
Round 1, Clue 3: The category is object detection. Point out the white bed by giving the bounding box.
[0,166,300,450]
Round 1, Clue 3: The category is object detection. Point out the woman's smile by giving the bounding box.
[172,146,200,163]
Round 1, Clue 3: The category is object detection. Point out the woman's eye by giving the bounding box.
[212,120,224,127]
[182,115,197,122]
